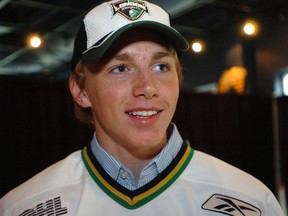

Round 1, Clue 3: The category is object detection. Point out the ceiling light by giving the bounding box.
[242,19,260,37]
[191,40,205,54]
[26,33,43,49]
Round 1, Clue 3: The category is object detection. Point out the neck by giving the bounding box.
[123,157,151,183]
[94,127,169,181]
[113,145,163,181]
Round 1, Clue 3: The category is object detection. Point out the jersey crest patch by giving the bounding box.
[18,196,68,216]
[111,0,148,21]
[202,194,261,216]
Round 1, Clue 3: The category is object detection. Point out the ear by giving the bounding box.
[69,75,91,108]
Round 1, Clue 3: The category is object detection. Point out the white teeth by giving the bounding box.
[128,110,158,118]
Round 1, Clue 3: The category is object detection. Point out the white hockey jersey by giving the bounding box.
[0,143,284,216]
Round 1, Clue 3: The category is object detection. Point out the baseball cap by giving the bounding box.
[71,0,189,70]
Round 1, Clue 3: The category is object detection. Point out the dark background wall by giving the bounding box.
[0,76,93,197]
[1,75,287,201]
[180,12,288,96]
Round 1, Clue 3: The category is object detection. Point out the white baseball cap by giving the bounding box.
[71,0,189,70]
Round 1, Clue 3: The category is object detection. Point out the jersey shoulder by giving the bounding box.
[0,150,86,214]
[187,150,271,194]
[180,150,284,215]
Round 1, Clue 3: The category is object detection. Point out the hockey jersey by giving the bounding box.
[0,143,284,216]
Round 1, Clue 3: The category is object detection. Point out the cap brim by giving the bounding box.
[82,21,189,62]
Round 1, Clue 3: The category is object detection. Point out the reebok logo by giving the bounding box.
[19,196,68,216]
[202,194,261,216]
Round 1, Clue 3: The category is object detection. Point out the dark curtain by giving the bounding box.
[277,97,288,201]
[1,75,286,201]
[174,91,276,193]
[0,75,94,197]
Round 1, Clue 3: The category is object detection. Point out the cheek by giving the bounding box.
[163,80,179,105]
[88,83,127,110]
[171,87,180,106]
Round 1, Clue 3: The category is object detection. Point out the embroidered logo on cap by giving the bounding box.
[202,194,261,216]
[111,0,149,21]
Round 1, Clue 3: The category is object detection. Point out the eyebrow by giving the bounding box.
[113,50,173,62]
[153,51,173,60]
[113,52,133,61]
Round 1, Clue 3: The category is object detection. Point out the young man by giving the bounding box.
[0,0,284,215]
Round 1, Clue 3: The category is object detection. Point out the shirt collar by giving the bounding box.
[152,123,183,173]
[91,133,120,180]
[90,123,183,182]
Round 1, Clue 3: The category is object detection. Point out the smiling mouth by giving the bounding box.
[127,110,161,118]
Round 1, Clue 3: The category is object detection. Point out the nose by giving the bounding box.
[132,71,159,99]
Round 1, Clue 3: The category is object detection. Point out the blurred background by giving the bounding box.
[0,0,287,213]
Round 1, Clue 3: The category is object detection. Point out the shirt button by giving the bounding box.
[120,171,128,179]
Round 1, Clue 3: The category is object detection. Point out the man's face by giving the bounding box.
[77,29,180,159]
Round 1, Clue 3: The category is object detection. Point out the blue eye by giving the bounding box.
[111,65,127,73]
[154,64,168,71]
